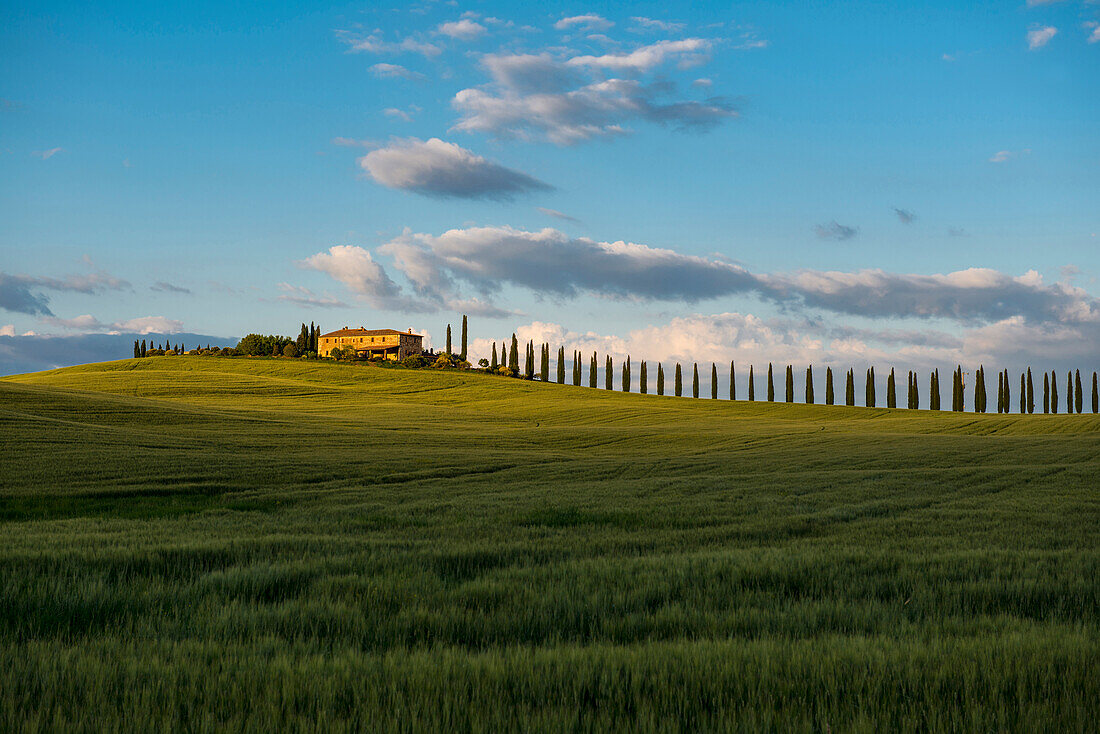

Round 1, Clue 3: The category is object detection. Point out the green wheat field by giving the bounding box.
[2,357,1098,732]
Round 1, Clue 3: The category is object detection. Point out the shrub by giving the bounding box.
[402,355,430,369]
[282,343,299,358]
[478,358,489,368]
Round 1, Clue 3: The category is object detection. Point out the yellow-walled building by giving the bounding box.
[319,327,424,360]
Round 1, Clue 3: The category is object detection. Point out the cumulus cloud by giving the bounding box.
[371,225,1100,327]
[554,15,613,32]
[358,137,552,199]
[383,106,420,122]
[369,63,426,81]
[894,208,915,224]
[814,221,858,240]
[298,245,428,312]
[452,60,737,144]
[0,325,14,337]
[150,281,191,294]
[436,19,486,40]
[0,268,131,316]
[1027,26,1057,50]
[40,314,184,335]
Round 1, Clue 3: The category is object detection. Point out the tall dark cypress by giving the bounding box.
[711,363,718,400]
[1074,370,1082,414]
[825,367,834,405]
[997,370,1004,413]
[556,346,565,383]
[640,361,648,394]
[748,365,755,401]
[311,322,318,352]
[1043,372,1050,413]
[912,372,919,410]
[865,368,873,408]
[1027,368,1034,414]
[509,334,518,372]
[692,363,699,399]
[1066,371,1073,414]
[524,341,533,379]
[491,343,498,370]
[140,339,147,357]
[784,365,793,403]
[806,365,814,404]
[930,370,940,411]
[460,315,468,360]
[1092,372,1098,414]
[845,369,855,406]
[622,356,631,393]
[657,363,665,396]
[605,356,613,390]
[675,363,683,397]
[887,368,896,409]
[978,366,987,413]
[1050,371,1058,414]
[590,353,597,388]
[574,351,581,386]
[729,361,736,400]
[541,344,549,381]
[133,340,140,358]
[767,363,775,402]
[446,325,452,354]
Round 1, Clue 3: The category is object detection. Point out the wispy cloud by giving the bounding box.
[1027,25,1057,50]
[275,283,349,309]
[150,281,191,294]
[358,137,552,200]
[537,207,581,223]
[436,19,486,40]
[369,63,426,81]
[989,148,1030,163]
[337,30,441,57]
[894,208,916,224]
[31,147,63,160]
[1,267,131,316]
[1084,21,1100,44]
[554,14,613,32]
[630,17,686,33]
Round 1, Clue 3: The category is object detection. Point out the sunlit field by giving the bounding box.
[2,357,1098,732]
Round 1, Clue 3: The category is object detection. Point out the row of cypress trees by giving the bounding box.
[481,340,1100,414]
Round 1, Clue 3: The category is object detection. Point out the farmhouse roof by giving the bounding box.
[322,327,423,338]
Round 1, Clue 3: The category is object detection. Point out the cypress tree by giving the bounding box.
[1092,372,1098,414]
[912,372,919,410]
[930,370,940,411]
[978,366,987,413]
[865,368,873,408]
[1001,369,1009,413]
[657,363,665,396]
[574,351,582,385]
[556,346,564,383]
[1074,370,1082,414]
[446,325,452,354]
[748,365,755,401]
[509,334,518,372]
[825,366,834,405]
[870,367,877,407]
[1026,369,1034,414]
[907,371,914,409]
[133,340,140,358]
[997,370,1004,413]
[640,361,648,394]
[1066,371,1073,414]
[845,369,855,406]
[784,365,793,403]
[1043,372,1050,413]
[806,365,814,404]
[491,343,498,370]
[605,356,613,390]
[730,361,736,400]
[527,341,535,379]
[767,363,775,402]
[590,353,597,388]
[540,344,549,381]
[692,363,699,399]
[460,315,468,360]
[141,339,147,357]
[886,368,896,409]
[711,363,718,400]
[622,356,631,392]
[675,363,683,397]
[310,322,317,352]
[1050,371,1058,414]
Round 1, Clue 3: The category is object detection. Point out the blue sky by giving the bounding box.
[2,0,1098,377]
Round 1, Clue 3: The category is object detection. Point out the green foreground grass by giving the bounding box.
[1,357,1098,732]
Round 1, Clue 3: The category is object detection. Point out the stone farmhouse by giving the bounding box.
[319,327,424,360]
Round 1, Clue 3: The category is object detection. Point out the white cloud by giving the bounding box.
[630,17,686,33]
[358,137,552,199]
[0,324,15,337]
[436,19,486,40]
[332,137,376,148]
[31,147,63,160]
[337,30,441,57]
[383,106,420,122]
[298,245,427,312]
[989,148,1030,163]
[40,314,184,335]
[537,207,581,223]
[369,63,426,81]
[1027,25,1057,50]
[691,78,713,88]
[275,283,349,309]
[1084,21,1100,44]
[568,38,712,72]
[554,14,613,32]
[1,268,131,316]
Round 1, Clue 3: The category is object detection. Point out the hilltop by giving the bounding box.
[1,357,1098,731]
